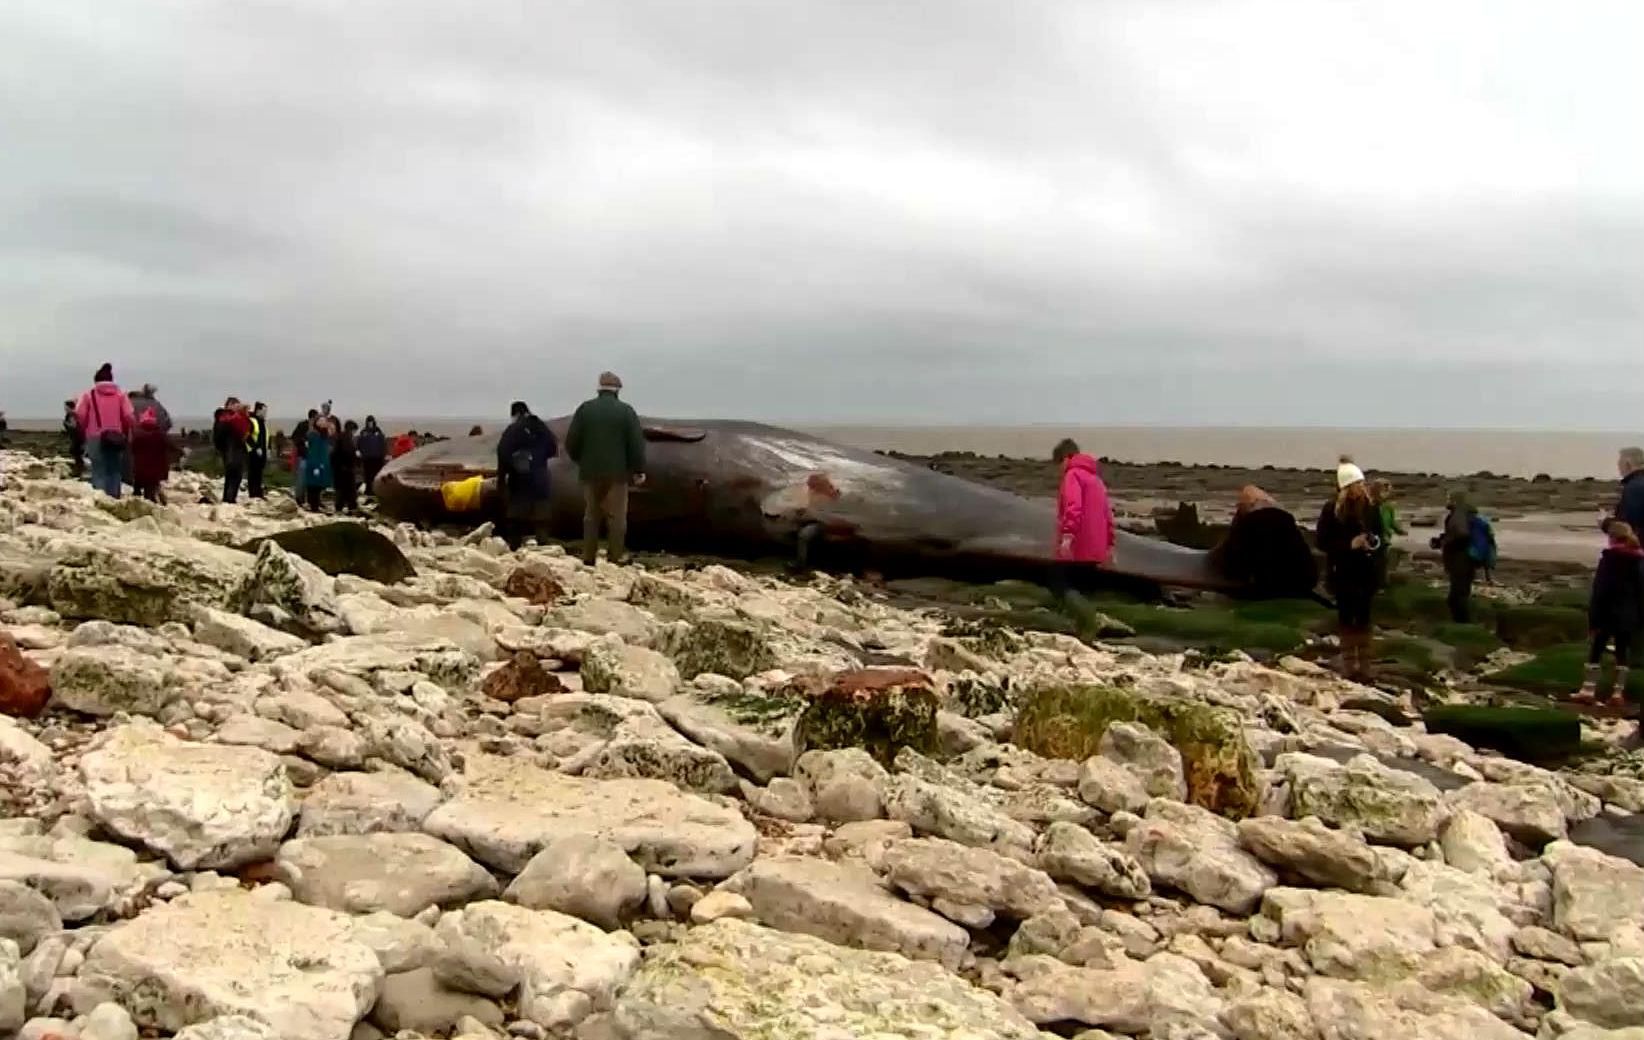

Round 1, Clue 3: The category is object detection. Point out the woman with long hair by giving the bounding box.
[1316,459,1386,681]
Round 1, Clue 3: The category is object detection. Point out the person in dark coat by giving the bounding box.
[1209,486,1319,599]
[357,416,388,498]
[130,408,171,502]
[1316,461,1386,682]
[1576,520,1644,707]
[303,415,334,512]
[62,399,85,478]
[1431,490,1479,623]
[333,420,361,513]
[496,401,558,549]
[1613,448,1644,537]
[565,372,645,565]
[290,410,316,504]
[216,400,251,504]
[246,403,270,499]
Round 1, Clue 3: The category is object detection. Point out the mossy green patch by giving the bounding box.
[792,672,939,767]
[1491,605,1588,650]
[1422,704,1582,764]
[1094,602,1306,655]
[1012,682,1261,819]
[670,618,777,680]
[1492,643,1644,701]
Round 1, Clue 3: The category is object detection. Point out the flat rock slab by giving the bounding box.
[297,771,443,838]
[75,890,383,1040]
[612,918,1042,1040]
[423,755,756,877]
[80,724,294,870]
[275,833,498,917]
[719,855,970,969]
[1273,744,1472,793]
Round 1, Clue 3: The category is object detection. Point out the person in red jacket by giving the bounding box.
[214,399,252,503]
[74,363,136,498]
[130,407,171,502]
[1054,438,1115,564]
[1048,438,1115,636]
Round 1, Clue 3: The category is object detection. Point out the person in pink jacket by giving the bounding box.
[1054,438,1115,564]
[75,362,136,498]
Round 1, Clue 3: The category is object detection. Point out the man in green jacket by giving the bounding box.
[565,371,646,565]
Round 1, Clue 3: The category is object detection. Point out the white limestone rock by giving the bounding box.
[73,890,382,1040]
[719,855,971,968]
[80,724,294,870]
[880,837,1062,928]
[502,835,648,930]
[423,755,756,877]
[1036,821,1152,900]
[611,918,1040,1040]
[434,901,639,1031]
[275,833,498,917]
[297,771,443,837]
[1126,799,1277,915]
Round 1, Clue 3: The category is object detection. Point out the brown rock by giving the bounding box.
[483,651,566,704]
[503,565,565,606]
[791,667,939,767]
[0,634,50,718]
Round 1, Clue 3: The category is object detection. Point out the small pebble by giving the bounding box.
[154,881,187,900]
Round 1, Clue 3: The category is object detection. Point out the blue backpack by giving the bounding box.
[1467,514,1497,568]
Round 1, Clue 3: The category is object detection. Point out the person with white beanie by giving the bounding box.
[1315,455,1386,682]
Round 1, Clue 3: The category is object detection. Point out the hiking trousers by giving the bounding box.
[582,479,630,564]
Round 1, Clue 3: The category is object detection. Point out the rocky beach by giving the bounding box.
[0,446,1642,1040]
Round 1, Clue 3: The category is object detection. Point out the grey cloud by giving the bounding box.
[1,0,1641,427]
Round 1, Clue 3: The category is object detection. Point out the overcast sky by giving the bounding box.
[1,1,1640,426]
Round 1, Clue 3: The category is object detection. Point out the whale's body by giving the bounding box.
[375,418,1238,592]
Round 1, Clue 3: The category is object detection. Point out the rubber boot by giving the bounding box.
[1355,631,1375,684]
[1610,666,1630,709]
[1573,663,1601,704]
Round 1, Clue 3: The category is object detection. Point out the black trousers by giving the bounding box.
[1591,630,1634,667]
[223,463,243,503]
[1447,563,1475,623]
[305,484,325,511]
[247,453,266,498]
[335,467,358,512]
[362,458,384,497]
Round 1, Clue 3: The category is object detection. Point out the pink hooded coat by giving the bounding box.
[75,381,135,442]
[1056,453,1115,563]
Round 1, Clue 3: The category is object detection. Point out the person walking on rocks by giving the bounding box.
[75,363,135,498]
[246,402,270,499]
[1043,438,1115,635]
[358,416,388,498]
[1316,459,1385,682]
[62,399,85,478]
[216,399,251,504]
[1575,520,1644,708]
[497,400,558,549]
[290,409,316,503]
[1431,489,1480,623]
[130,406,171,502]
[566,371,645,565]
[333,419,361,513]
[302,413,335,512]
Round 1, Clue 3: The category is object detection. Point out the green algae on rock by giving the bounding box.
[668,617,777,680]
[1012,682,1262,819]
[1422,704,1581,765]
[791,667,940,768]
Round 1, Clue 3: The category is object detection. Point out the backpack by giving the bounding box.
[212,412,231,454]
[1467,514,1498,567]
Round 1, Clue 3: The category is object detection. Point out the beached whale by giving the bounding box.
[374,418,1258,593]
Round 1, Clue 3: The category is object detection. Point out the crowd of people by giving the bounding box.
[60,364,436,510]
[1043,441,1642,697]
[43,364,1644,707]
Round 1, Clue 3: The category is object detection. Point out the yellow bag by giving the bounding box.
[441,475,486,513]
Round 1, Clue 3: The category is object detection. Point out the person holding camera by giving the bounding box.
[1317,459,1386,682]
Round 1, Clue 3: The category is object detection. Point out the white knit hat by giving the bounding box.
[1336,462,1366,489]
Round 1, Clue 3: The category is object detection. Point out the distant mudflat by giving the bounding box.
[806,425,1635,481]
[8,416,1631,479]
